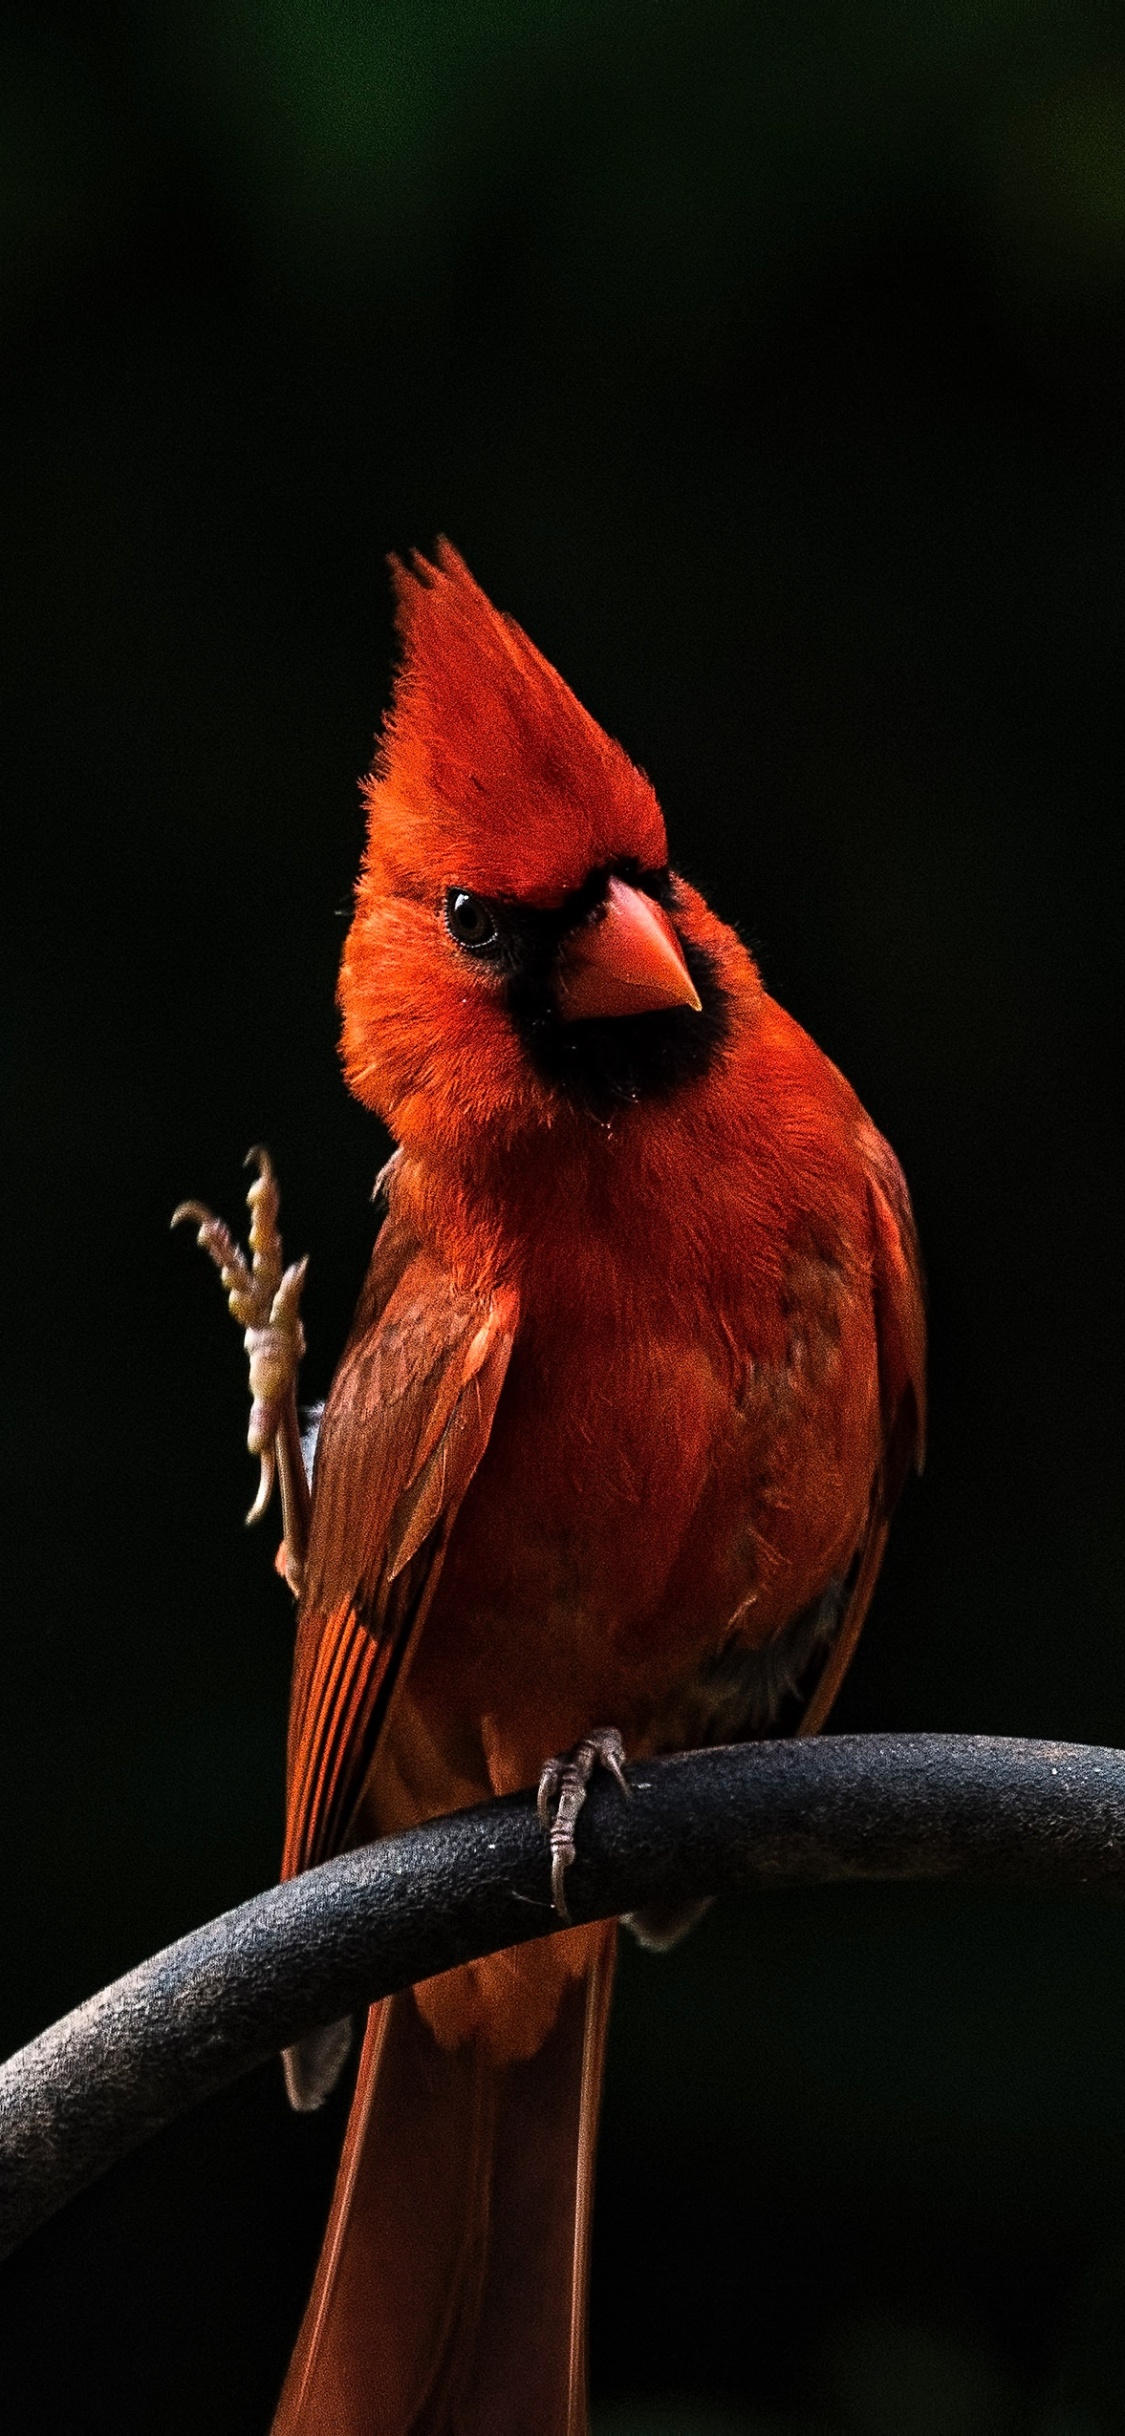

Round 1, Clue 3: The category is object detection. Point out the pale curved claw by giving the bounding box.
[171,1200,258,1326]
[537,1727,631,1921]
[246,1441,276,1527]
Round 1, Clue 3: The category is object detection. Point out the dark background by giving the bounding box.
[3,3,1124,2429]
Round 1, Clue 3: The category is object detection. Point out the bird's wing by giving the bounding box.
[283,1176,517,1879]
[798,1124,926,1737]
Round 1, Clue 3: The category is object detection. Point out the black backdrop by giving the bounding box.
[3,4,1124,2430]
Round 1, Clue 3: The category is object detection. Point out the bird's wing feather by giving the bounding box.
[797,1123,926,1736]
[283,1181,517,1879]
[862,1120,927,1493]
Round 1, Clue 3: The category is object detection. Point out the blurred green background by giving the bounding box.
[2,0,1124,2428]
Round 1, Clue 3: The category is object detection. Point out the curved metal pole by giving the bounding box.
[3,1733,1124,2263]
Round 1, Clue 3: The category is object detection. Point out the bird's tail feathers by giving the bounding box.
[272,1924,618,2436]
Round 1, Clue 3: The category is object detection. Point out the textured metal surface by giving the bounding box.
[3,1733,1124,2262]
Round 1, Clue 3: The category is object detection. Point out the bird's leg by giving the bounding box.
[536,1727,630,1921]
[172,1147,311,1597]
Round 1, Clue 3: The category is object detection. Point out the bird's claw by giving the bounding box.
[173,1147,308,1529]
[537,1727,630,1921]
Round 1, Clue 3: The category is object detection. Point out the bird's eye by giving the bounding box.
[445,890,499,950]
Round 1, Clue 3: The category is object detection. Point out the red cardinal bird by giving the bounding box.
[179,543,924,2435]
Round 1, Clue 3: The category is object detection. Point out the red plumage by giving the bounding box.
[359,545,667,902]
[271,543,925,2434]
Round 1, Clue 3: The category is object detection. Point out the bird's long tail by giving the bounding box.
[272,1922,618,2436]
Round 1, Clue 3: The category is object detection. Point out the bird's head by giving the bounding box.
[340,544,746,1156]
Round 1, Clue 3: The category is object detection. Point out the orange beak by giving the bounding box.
[555,877,703,1022]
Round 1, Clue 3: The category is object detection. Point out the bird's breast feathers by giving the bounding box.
[393,1127,887,1777]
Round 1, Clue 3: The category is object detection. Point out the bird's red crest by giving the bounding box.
[361,542,667,905]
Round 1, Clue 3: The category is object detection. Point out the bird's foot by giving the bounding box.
[173,1149,309,1560]
[537,1727,630,1921]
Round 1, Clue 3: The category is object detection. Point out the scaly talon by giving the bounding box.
[244,1144,283,1311]
[536,1727,630,1921]
[173,1149,311,1582]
